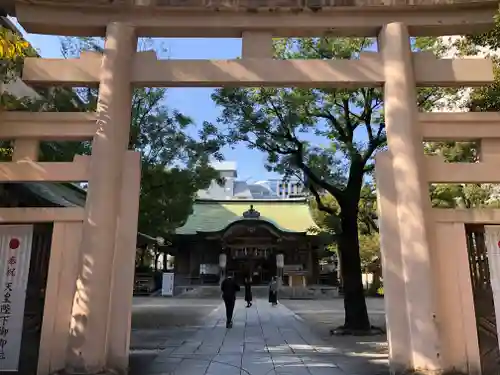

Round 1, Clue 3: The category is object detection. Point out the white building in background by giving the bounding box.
[253,179,307,199]
[198,161,307,200]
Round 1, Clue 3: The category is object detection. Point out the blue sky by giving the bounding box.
[12,18,281,181]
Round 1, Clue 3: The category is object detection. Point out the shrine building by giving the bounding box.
[171,162,325,287]
[173,199,324,287]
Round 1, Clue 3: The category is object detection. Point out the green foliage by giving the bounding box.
[421,22,500,209]
[139,165,218,236]
[310,186,379,268]
[309,193,340,235]
[459,8,500,112]
[413,37,463,112]
[18,37,220,237]
[358,233,380,268]
[424,141,488,209]
[0,27,76,160]
[1,33,222,237]
[463,8,500,51]
[210,36,458,327]
[211,38,387,206]
[211,36,457,215]
[58,36,223,236]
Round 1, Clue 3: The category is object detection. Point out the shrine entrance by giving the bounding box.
[225,246,277,285]
[211,217,306,286]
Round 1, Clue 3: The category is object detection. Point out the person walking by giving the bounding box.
[244,277,253,308]
[221,275,240,328]
[268,276,278,306]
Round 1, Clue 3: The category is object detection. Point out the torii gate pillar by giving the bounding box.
[67,22,138,373]
[377,22,440,373]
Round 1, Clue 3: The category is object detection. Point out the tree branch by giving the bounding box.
[361,213,379,233]
[308,182,337,216]
[361,89,374,141]
[307,109,349,144]
[341,98,355,138]
[293,142,345,202]
[362,123,385,163]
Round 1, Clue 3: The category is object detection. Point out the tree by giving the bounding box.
[0,26,41,113]
[422,25,500,209]
[0,28,92,159]
[310,185,379,265]
[425,141,500,208]
[211,37,456,332]
[58,37,223,237]
[310,185,380,293]
[0,26,32,84]
[456,8,500,112]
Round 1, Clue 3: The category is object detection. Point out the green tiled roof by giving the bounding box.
[176,200,318,235]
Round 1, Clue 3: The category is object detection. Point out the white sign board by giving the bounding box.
[161,273,174,297]
[484,225,500,351]
[199,264,219,275]
[0,225,34,371]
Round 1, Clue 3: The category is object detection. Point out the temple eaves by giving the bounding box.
[8,0,498,37]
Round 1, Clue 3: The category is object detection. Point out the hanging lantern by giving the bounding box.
[219,253,227,268]
[276,253,284,268]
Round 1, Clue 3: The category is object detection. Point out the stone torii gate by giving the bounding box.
[1,1,500,374]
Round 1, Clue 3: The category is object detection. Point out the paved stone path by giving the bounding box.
[143,299,388,375]
[129,298,221,374]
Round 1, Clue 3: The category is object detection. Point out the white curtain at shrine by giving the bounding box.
[484,225,500,350]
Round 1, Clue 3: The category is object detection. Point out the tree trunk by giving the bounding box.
[338,208,371,331]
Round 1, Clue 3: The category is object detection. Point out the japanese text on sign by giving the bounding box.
[0,256,16,360]
[0,227,34,371]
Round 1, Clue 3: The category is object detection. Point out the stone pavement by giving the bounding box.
[129,298,221,374]
[142,299,389,375]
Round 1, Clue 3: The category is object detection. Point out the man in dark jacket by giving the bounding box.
[221,275,240,328]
